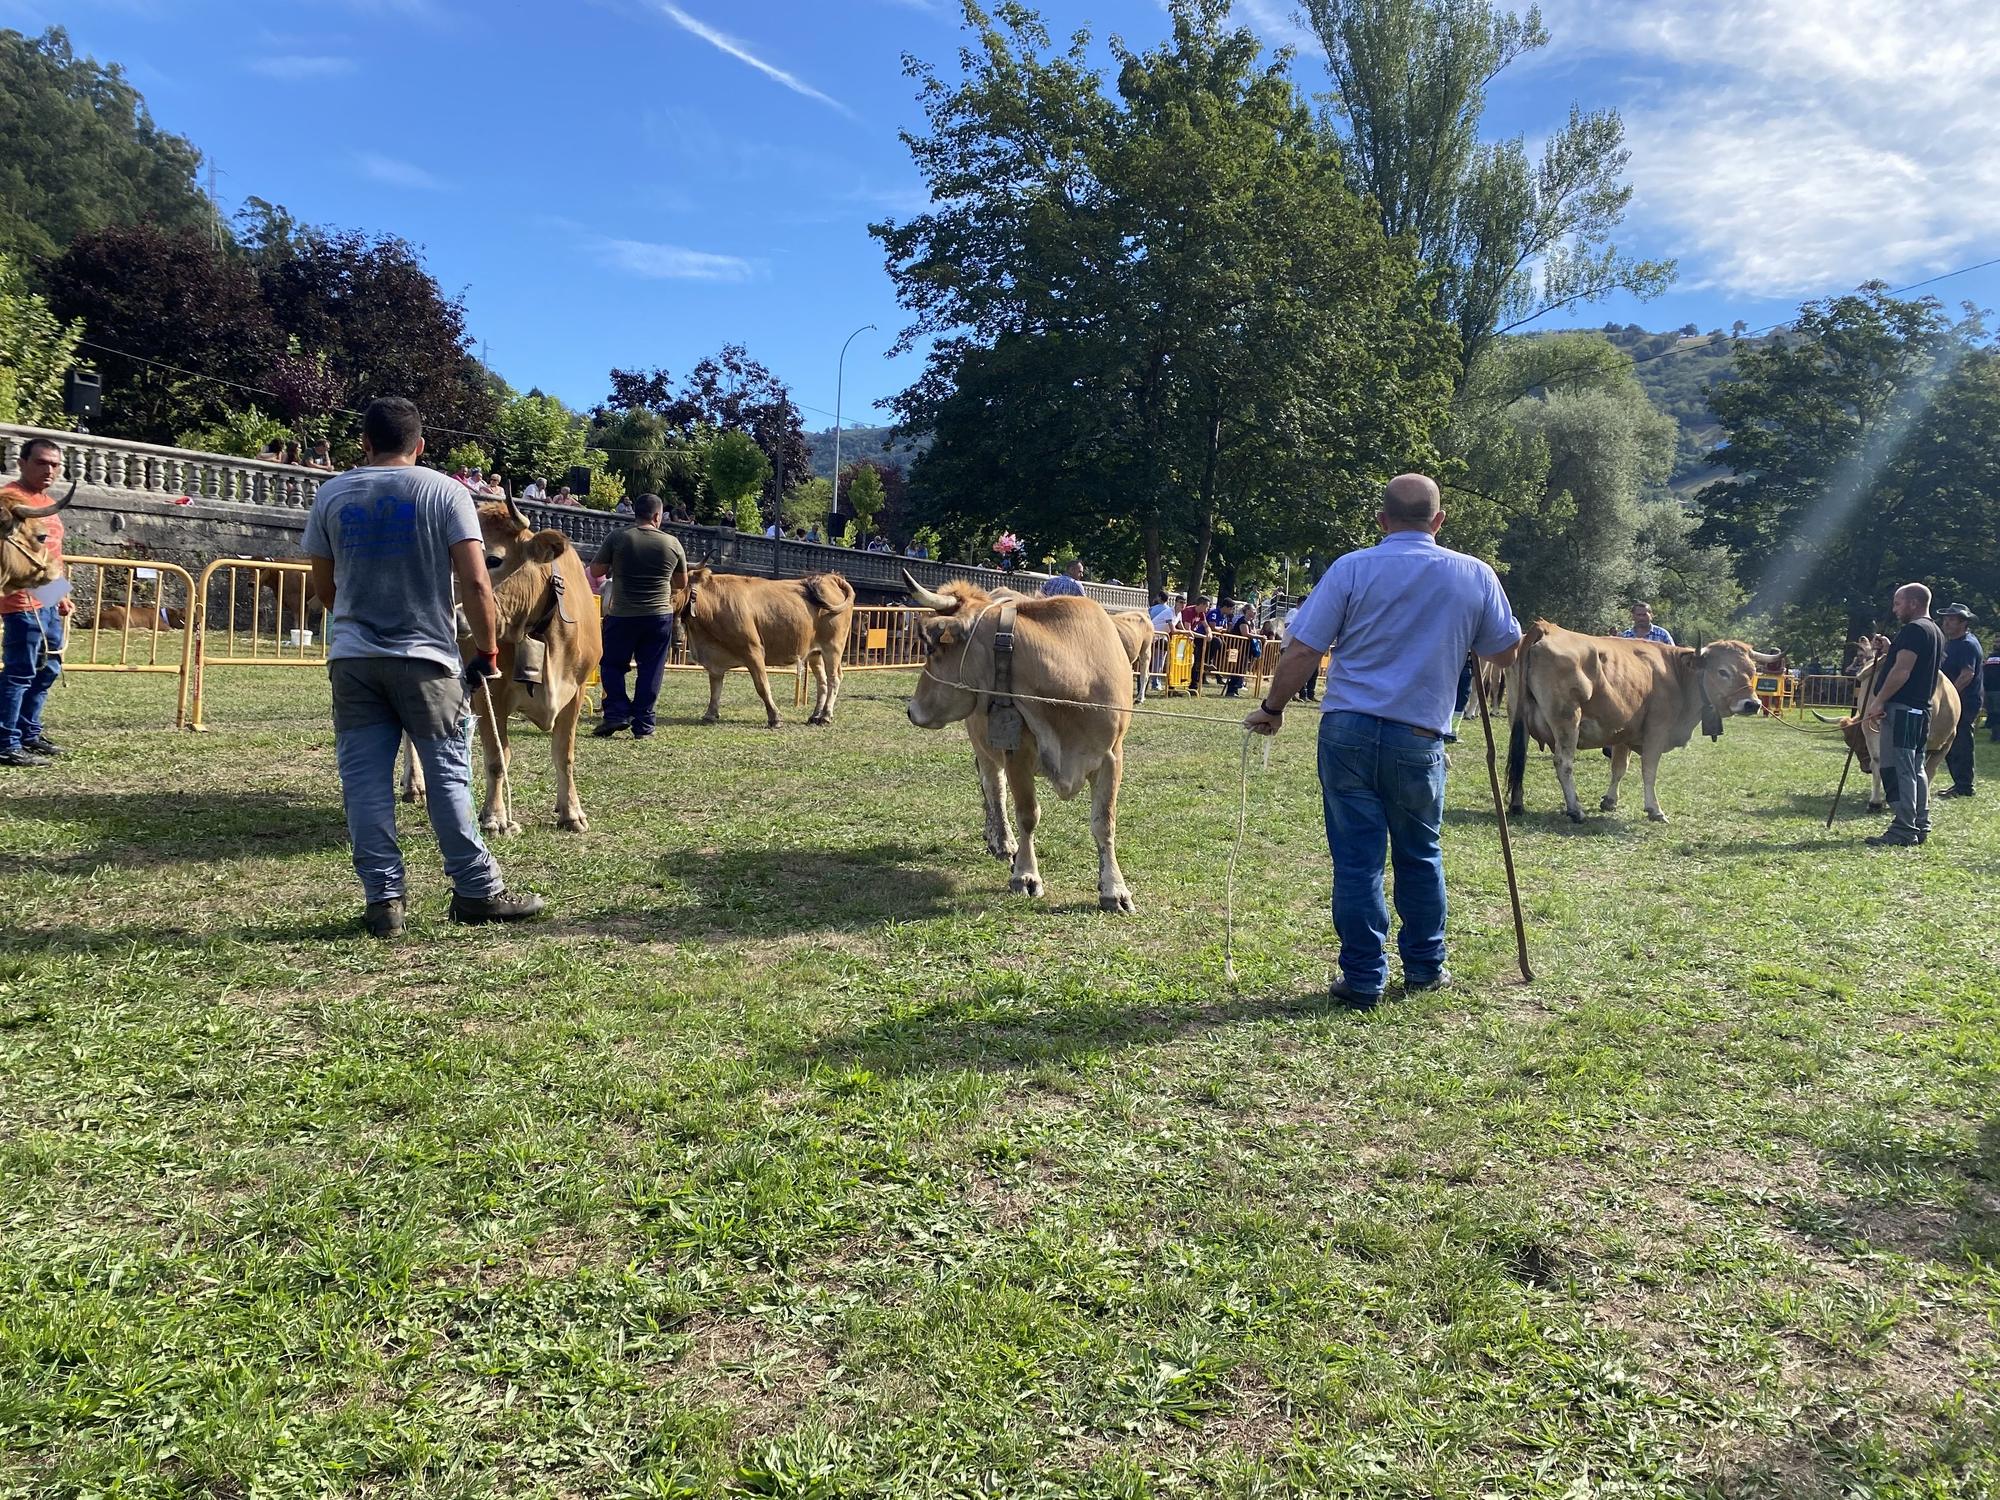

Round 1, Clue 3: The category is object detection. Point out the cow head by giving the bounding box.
[477,499,568,577]
[0,479,75,594]
[904,571,993,728]
[1692,640,1783,723]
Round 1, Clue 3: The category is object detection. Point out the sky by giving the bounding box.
[8,0,1999,434]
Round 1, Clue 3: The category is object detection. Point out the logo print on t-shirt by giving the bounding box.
[338,494,419,559]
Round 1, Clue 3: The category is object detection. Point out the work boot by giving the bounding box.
[591,719,629,738]
[1326,977,1382,1010]
[449,889,547,924]
[1404,968,1453,994]
[0,747,50,768]
[20,736,61,757]
[1865,827,1922,847]
[363,898,407,939]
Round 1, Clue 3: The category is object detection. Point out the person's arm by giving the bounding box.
[587,533,616,588]
[309,554,336,612]
[450,539,500,662]
[1951,651,1976,695]
[1244,639,1325,734]
[1472,567,1523,669]
[1864,650,1917,725]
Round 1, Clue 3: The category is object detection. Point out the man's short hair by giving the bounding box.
[362,397,423,455]
[635,492,664,519]
[1631,601,1652,613]
[20,436,62,463]
[1379,473,1442,526]
[1896,582,1932,609]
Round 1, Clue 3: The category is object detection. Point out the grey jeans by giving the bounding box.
[1883,705,1930,836]
[328,657,503,903]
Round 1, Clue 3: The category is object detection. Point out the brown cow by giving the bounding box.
[903,572,1137,912]
[401,500,603,834]
[1819,635,1959,812]
[0,480,73,595]
[79,603,186,632]
[1506,621,1782,822]
[679,566,856,727]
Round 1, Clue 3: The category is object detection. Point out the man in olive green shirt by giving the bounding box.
[588,492,688,738]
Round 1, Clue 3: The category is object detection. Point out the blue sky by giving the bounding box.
[10,0,1998,433]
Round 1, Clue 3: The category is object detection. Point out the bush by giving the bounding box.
[175,405,289,459]
[444,441,491,475]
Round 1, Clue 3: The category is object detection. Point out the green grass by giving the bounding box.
[2,666,1996,1498]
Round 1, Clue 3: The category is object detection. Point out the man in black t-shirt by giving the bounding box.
[1936,603,1982,797]
[587,493,688,740]
[1861,582,1944,845]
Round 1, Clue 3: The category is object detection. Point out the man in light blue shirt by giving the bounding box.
[1619,602,1674,645]
[1246,474,1521,1006]
[1041,558,1087,597]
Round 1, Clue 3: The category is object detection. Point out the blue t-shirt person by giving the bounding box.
[302,465,483,670]
[1288,530,1521,737]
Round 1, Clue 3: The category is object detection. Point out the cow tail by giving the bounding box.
[803,574,856,615]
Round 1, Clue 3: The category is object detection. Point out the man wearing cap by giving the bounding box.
[1937,603,1982,797]
[1246,474,1522,1006]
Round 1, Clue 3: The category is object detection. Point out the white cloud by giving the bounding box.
[247,54,354,80]
[1537,0,2000,297]
[1234,0,1322,57]
[596,237,756,282]
[355,153,445,191]
[649,2,854,118]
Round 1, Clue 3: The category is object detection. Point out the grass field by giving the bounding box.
[2,663,1996,1499]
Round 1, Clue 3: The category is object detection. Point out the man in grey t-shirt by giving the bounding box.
[304,397,544,936]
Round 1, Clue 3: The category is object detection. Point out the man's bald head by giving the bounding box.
[1380,473,1442,531]
[1891,582,1932,623]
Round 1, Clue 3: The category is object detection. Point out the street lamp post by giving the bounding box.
[833,323,876,523]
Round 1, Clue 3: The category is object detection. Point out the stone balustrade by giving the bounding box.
[1,422,325,510]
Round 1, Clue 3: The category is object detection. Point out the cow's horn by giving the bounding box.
[903,570,952,611]
[12,478,76,519]
[1809,709,1845,725]
[1752,649,1785,669]
[504,494,530,532]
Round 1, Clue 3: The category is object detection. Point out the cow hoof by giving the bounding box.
[1564,808,1584,824]
[1599,795,1618,812]
[1009,874,1044,898]
[558,813,588,833]
[1099,890,1135,915]
[402,791,426,806]
[1647,809,1668,823]
[699,713,719,725]
[1866,801,1884,813]
[482,819,521,839]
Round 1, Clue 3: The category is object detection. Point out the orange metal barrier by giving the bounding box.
[186,559,327,730]
[56,555,199,726]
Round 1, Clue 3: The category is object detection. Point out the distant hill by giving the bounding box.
[806,423,926,479]
[1585,322,1777,489]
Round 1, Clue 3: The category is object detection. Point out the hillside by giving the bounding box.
[1588,322,1776,489]
[806,423,926,479]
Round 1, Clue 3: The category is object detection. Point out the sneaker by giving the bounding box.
[0,747,51,768]
[363,898,407,939]
[1327,977,1383,1009]
[20,736,61,757]
[1405,968,1453,994]
[591,720,629,739]
[1865,828,1923,847]
[448,889,547,924]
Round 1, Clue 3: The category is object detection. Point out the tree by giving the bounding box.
[1306,0,1673,385]
[174,406,288,460]
[494,390,587,487]
[843,462,887,538]
[265,339,344,445]
[0,27,214,262]
[872,0,1455,596]
[45,222,278,443]
[704,428,772,530]
[784,477,833,533]
[1698,285,1997,647]
[0,249,82,427]
[239,199,497,450]
[604,346,810,508]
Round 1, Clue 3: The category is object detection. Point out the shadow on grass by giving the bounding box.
[1446,807,1630,836]
[557,841,959,940]
[1789,1114,2000,1270]
[788,985,1366,1078]
[2,791,347,872]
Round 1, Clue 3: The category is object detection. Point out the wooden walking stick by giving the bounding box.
[1471,655,1533,983]
[1826,745,1855,829]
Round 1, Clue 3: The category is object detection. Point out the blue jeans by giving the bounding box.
[0,605,63,752]
[328,658,503,905]
[600,613,675,732]
[1317,710,1449,993]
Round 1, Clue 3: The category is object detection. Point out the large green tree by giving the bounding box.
[0,249,82,427]
[0,28,214,263]
[1698,285,1998,647]
[873,0,1455,596]
[1306,0,1673,386]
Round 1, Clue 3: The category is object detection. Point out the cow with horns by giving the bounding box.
[902,571,1144,912]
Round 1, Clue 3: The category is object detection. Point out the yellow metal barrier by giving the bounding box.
[57,555,198,727]
[187,558,327,731]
